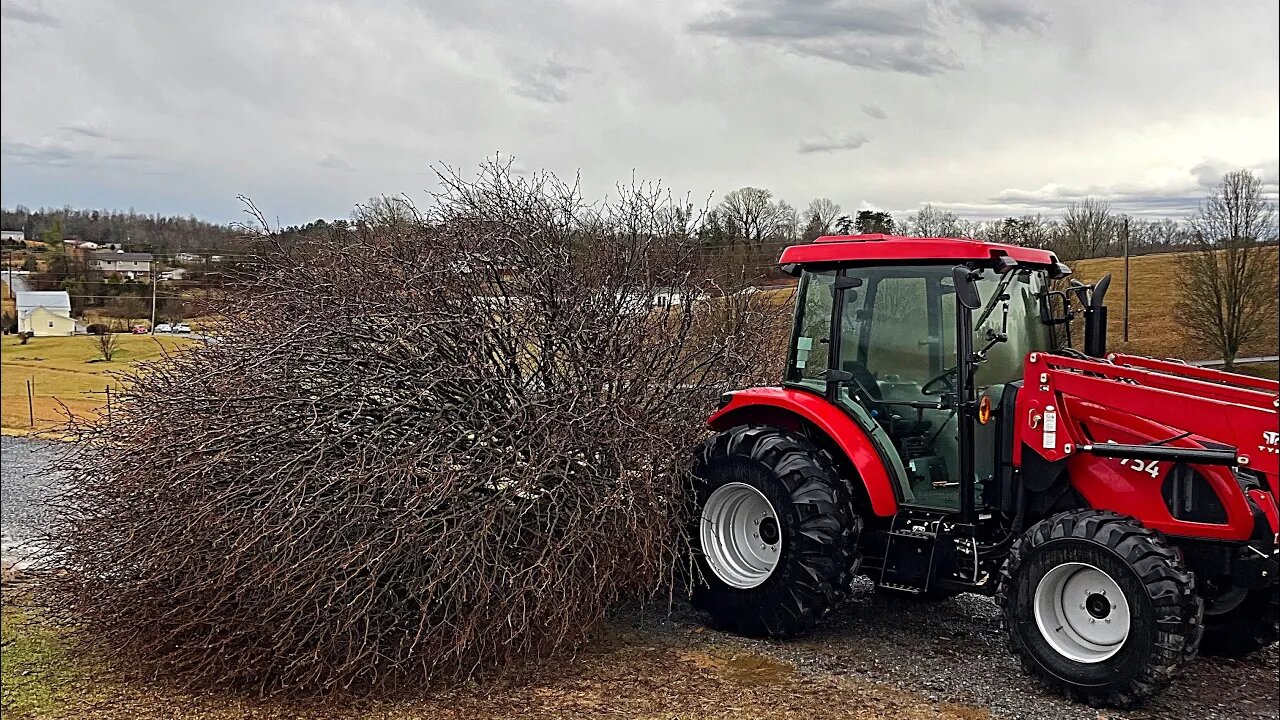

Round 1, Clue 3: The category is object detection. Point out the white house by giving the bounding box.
[16,290,74,336]
[1,229,24,243]
[89,250,153,279]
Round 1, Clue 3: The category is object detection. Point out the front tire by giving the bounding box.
[997,510,1202,708]
[690,425,861,638]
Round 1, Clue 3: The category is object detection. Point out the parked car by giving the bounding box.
[154,323,173,333]
[173,322,192,334]
[130,325,148,334]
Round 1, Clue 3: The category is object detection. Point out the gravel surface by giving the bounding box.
[646,581,1279,720]
[0,434,63,565]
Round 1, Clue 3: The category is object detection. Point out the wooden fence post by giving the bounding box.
[106,384,112,419]
[27,378,34,427]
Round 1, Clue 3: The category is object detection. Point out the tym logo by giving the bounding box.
[1263,431,1280,454]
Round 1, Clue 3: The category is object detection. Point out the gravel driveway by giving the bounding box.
[0,434,63,566]
[732,583,1278,720]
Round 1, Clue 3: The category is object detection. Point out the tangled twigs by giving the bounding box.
[35,160,787,696]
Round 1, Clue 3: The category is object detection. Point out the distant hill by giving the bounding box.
[0,206,244,256]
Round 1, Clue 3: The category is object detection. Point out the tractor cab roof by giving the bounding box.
[778,233,1067,275]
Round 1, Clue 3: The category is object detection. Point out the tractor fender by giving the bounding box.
[707,387,900,517]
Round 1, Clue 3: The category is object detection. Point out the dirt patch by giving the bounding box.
[2,599,989,720]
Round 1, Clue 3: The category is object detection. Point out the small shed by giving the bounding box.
[16,290,74,336]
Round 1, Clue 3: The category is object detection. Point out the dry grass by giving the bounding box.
[0,334,193,434]
[0,594,987,720]
[1073,249,1279,361]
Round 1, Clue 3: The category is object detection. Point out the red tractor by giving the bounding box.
[691,233,1279,707]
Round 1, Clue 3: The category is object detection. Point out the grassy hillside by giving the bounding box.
[1062,249,1278,362]
[1,334,192,434]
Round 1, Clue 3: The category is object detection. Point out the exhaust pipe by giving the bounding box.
[1082,273,1111,358]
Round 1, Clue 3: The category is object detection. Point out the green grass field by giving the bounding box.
[1,334,192,434]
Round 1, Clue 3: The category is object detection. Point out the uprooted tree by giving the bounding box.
[36,161,788,695]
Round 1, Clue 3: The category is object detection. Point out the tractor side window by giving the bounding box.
[786,270,835,387]
[864,277,931,385]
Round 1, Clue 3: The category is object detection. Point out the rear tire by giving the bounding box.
[1198,587,1279,657]
[690,425,861,638]
[997,510,1202,708]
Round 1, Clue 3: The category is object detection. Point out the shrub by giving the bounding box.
[38,162,786,695]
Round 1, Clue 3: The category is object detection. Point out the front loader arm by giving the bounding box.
[1014,352,1279,541]
[1016,352,1279,480]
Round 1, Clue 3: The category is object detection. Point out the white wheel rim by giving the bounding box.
[1033,562,1131,663]
[700,482,782,589]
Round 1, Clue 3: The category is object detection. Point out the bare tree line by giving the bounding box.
[688,171,1277,272]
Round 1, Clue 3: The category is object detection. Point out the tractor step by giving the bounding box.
[878,511,942,592]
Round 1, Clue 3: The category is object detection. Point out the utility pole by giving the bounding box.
[1122,216,1130,343]
[149,256,157,333]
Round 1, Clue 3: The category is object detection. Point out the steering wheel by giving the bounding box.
[921,366,958,396]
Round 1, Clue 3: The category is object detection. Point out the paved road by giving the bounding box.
[1188,355,1279,367]
[0,434,63,566]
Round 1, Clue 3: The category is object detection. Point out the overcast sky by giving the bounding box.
[2,0,1277,226]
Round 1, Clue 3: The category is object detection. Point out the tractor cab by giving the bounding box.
[785,260,1054,512]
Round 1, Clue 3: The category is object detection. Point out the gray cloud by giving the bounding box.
[861,103,887,120]
[1188,158,1280,190]
[318,153,354,172]
[798,131,870,154]
[689,0,926,40]
[60,122,111,140]
[3,138,152,168]
[688,0,1046,75]
[2,139,79,164]
[1,0,59,27]
[960,0,1049,33]
[511,60,585,104]
[981,160,1280,217]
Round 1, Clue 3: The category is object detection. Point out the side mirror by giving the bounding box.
[952,266,982,309]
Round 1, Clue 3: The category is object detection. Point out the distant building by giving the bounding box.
[16,290,74,336]
[174,252,201,264]
[90,250,153,279]
[63,237,101,250]
[1,229,24,244]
